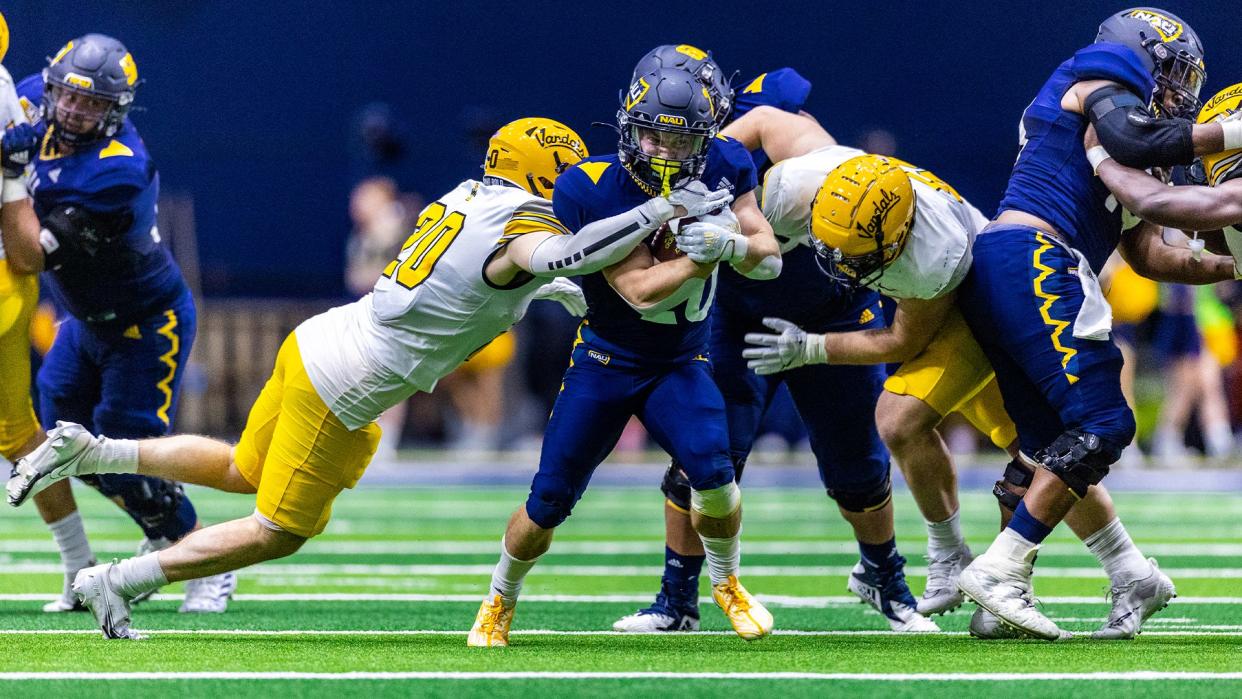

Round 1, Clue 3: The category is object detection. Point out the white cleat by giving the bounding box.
[179,572,237,613]
[613,607,700,633]
[72,562,144,640]
[1093,558,1176,640]
[969,606,1027,639]
[130,538,171,605]
[7,421,98,506]
[847,560,941,632]
[957,551,1064,641]
[918,547,973,616]
[43,559,96,613]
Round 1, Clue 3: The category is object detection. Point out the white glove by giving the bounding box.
[666,180,734,219]
[675,222,749,264]
[533,277,588,316]
[1224,225,1242,279]
[741,317,828,375]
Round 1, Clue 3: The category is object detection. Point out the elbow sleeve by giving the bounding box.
[1086,85,1193,168]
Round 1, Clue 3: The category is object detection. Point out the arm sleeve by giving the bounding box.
[527,197,672,277]
[1085,85,1194,167]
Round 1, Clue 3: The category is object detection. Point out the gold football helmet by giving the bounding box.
[484,117,588,199]
[0,12,9,63]
[1197,83,1242,186]
[809,154,916,285]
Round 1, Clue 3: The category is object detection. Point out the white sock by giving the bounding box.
[110,552,169,599]
[48,511,95,573]
[700,534,740,586]
[1204,422,1234,458]
[926,509,967,553]
[488,537,538,605]
[985,527,1039,567]
[1083,518,1151,585]
[89,436,140,474]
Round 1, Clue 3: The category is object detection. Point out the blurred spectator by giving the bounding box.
[1103,254,1159,467]
[345,177,414,297]
[438,333,517,451]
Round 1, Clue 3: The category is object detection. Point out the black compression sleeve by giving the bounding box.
[1084,84,1194,168]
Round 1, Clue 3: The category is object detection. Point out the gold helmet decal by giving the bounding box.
[1125,8,1183,42]
[1198,83,1242,186]
[810,155,916,281]
[674,44,708,61]
[484,117,588,199]
[624,77,651,111]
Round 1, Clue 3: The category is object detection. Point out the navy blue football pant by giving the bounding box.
[956,226,1135,460]
[525,325,735,529]
[37,290,199,540]
[708,298,891,504]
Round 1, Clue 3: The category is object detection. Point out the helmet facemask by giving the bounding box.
[619,122,710,196]
[1149,41,1205,119]
[42,73,132,148]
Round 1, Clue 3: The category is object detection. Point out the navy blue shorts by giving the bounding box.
[956,226,1135,457]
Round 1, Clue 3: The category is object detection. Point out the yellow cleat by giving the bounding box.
[712,575,774,641]
[468,594,514,647]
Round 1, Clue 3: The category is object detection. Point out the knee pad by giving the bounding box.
[992,458,1034,513]
[691,481,741,519]
[827,473,892,513]
[524,481,578,530]
[83,474,197,541]
[1035,430,1121,498]
[660,461,693,513]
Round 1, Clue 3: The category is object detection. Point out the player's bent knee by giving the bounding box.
[524,493,574,529]
[660,461,693,513]
[993,458,1034,513]
[828,473,892,513]
[691,481,741,519]
[1035,430,1123,498]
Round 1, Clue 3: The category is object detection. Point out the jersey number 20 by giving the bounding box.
[382,202,467,290]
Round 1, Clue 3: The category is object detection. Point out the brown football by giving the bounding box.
[646,217,697,261]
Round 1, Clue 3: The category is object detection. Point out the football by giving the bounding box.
[646,217,697,261]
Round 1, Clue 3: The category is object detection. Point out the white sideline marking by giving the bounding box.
[3,539,1242,556]
[1,671,1241,681]
[1,629,1242,638]
[3,562,1241,578]
[0,593,1239,605]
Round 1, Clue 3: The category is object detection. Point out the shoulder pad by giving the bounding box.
[732,67,812,117]
[1070,43,1154,99]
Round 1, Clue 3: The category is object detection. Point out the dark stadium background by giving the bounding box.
[4,1,1237,297]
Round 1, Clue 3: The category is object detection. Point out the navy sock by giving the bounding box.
[858,537,900,569]
[1009,501,1053,544]
[661,546,704,607]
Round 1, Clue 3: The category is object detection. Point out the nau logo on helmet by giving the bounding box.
[625,77,650,111]
[656,114,687,126]
[675,44,708,61]
[856,189,902,240]
[1126,9,1183,42]
[65,72,94,90]
[525,125,585,157]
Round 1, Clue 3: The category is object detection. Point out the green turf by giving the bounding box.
[0,482,1238,697]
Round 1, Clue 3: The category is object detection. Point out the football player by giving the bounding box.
[8,117,730,640]
[0,34,236,614]
[737,103,1231,638]
[613,46,937,635]
[944,8,1237,639]
[468,67,782,647]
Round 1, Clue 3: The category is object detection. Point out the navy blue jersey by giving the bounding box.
[18,74,186,326]
[996,43,1154,272]
[731,67,812,172]
[553,136,757,360]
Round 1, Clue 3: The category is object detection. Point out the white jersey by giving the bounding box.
[761,145,989,300]
[0,64,32,261]
[296,180,560,429]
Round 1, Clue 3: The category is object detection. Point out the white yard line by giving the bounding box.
[1,671,1241,681]
[0,593,1239,604]
[1,629,1241,638]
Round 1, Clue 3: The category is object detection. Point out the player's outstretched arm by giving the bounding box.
[1118,220,1237,284]
[0,197,43,274]
[720,106,835,164]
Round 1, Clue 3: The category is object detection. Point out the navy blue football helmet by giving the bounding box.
[632,44,733,127]
[42,34,139,147]
[617,68,718,196]
[1096,8,1205,118]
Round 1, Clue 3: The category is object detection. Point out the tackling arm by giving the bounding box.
[819,295,953,365]
[720,106,836,164]
[1118,220,1236,284]
[0,196,44,273]
[729,190,782,279]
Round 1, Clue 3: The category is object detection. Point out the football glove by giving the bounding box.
[742,317,828,375]
[1,123,40,179]
[675,222,748,265]
[666,180,733,219]
[533,277,588,316]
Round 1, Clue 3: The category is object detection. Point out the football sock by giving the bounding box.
[1084,517,1151,585]
[986,526,1039,565]
[660,546,704,608]
[488,536,538,605]
[925,509,967,553]
[1007,501,1053,544]
[699,534,740,586]
[48,511,95,575]
[859,537,901,570]
[111,552,168,599]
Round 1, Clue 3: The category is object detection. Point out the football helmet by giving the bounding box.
[42,34,139,147]
[1195,83,1242,186]
[632,44,733,127]
[483,117,588,199]
[1095,8,1205,119]
[618,68,718,196]
[0,12,10,63]
[809,154,915,287]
